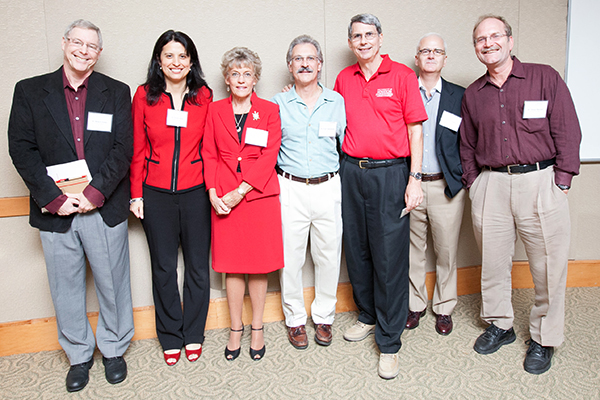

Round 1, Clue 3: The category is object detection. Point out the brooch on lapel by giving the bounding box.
[252,111,260,121]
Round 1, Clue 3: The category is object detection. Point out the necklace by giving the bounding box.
[234,113,247,133]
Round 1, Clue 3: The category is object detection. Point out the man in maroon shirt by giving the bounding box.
[460,15,581,374]
[8,20,133,391]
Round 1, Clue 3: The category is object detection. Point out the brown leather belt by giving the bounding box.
[422,172,444,182]
[276,166,338,185]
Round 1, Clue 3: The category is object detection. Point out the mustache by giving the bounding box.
[297,66,314,73]
[481,46,500,54]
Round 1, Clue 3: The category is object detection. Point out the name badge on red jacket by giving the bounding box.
[245,127,268,147]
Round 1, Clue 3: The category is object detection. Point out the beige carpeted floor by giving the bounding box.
[1,287,599,399]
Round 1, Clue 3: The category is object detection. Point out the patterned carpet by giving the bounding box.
[1,287,599,399]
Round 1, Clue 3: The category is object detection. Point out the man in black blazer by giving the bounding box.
[406,33,466,335]
[8,19,133,392]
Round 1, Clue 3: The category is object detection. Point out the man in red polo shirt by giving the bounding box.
[334,13,427,379]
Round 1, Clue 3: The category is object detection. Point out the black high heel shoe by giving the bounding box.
[249,326,265,361]
[224,325,244,361]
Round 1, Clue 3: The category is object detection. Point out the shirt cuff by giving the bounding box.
[554,170,573,187]
[83,185,105,208]
[44,194,68,214]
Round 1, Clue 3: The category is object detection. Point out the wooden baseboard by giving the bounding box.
[1,260,598,357]
[0,196,29,218]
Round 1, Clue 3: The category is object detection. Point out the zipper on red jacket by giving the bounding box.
[167,93,187,193]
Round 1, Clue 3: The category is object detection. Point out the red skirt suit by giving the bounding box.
[202,92,284,274]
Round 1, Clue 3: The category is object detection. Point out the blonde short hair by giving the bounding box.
[220,47,262,82]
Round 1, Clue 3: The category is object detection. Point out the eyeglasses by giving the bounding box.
[229,71,253,80]
[349,31,378,42]
[418,48,446,56]
[475,33,508,45]
[66,37,100,53]
[291,56,319,64]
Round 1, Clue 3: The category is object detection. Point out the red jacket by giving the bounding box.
[202,92,281,201]
[130,85,212,198]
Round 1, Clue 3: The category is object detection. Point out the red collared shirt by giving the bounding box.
[460,57,581,188]
[334,54,427,159]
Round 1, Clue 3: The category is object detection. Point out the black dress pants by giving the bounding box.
[340,158,410,354]
[142,186,211,350]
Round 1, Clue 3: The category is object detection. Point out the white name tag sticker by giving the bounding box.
[244,127,269,147]
[319,121,337,137]
[166,109,188,127]
[439,110,462,132]
[523,100,548,119]
[87,112,113,132]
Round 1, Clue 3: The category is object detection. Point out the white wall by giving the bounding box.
[2,0,598,324]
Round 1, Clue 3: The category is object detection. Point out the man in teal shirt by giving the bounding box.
[271,35,346,349]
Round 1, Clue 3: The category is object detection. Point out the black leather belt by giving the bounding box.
[276,166,337,185]
[422,172,444,182]
[485,158,555,174]
[344,154,407,169]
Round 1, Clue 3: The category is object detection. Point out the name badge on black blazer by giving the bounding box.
[87,112,113,132]
[439,110,461,132]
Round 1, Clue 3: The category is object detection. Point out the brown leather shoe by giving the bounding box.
[287,325,308,349]
[435,314,453,335]
[314,324,332,346]
[406,309,426,329]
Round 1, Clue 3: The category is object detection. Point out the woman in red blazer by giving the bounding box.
[202,47,283,362]
[130,30,212,366]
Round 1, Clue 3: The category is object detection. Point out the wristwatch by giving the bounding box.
[409,172,422,180]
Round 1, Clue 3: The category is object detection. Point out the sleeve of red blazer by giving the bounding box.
[242,101,281,197]
[201,102,218,191]
[130,86,147,199]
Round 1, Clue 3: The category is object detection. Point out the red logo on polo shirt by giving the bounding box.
[376,88,393,97]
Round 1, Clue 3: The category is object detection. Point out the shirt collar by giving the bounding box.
[62,69,89,91]
[477,56,524,90]
[418,76,442,94]
[285,82,332,104]
[352,54,392,79]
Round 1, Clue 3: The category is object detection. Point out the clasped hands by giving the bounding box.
[57,192,97,216]
[209,187,245,216]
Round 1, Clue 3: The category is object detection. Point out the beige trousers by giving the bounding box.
[409,178,466,315]
[278,174,343,327]
[469,167,570,346]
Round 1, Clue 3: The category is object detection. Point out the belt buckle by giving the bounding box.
[306,178,310,185]
[506,164,518,175]
[358,159,368,169]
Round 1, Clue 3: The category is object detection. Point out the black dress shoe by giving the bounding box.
[102,356,127,384]
[524,340,554,374]
[66,358,93,392]
[473,324,516,354]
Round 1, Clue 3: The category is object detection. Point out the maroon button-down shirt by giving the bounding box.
[460,57,581,188]
[44,71,105,213]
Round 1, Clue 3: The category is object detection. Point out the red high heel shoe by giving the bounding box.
[185,344,202,362]
[163,349,181,366]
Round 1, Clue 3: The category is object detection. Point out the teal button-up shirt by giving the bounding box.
[271,84,346,178]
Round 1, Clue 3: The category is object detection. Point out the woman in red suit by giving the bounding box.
[130,30,212,366]
[202,47,283,361]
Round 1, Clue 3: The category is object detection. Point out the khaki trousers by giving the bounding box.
[469,167,569,346]
[409,178,466,315]
[278,174,342,327]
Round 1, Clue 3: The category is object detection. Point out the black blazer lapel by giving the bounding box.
[436,78,457,142]
[43,69,76,154]
[84,73,109,146]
